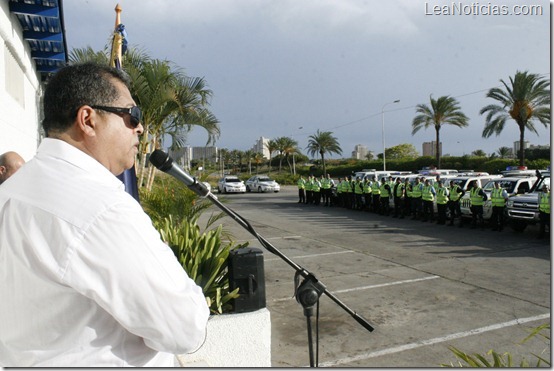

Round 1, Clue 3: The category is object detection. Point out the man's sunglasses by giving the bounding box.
[90,105,142,128]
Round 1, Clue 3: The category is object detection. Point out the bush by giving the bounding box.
[157,216,249,314]
[441,323,550,367]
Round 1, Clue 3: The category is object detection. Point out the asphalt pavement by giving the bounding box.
[200,185,551,367]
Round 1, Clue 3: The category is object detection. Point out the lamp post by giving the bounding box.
[381,99,400,171]
[292,126,303,175]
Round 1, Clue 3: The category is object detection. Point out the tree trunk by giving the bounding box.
[137,127,151,188]
[435,125,441,169]
[320,152,326,176]
[518,123,526,166]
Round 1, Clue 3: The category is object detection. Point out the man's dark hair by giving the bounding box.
[42,62,131,136]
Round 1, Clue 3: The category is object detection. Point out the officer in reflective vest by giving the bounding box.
[403,178,412,218]
[371,176,381,214]
[421,179,436,222]
[363,177,372,211]
[321,175,331,206]
[379,177,391,215]
[336,177,343,207]
[411,177,423,220]
[305,175,314,204]
[538,183,550,239]
[469,180,488,229]
[435,180,449,225]
[313,176,322,205]
[447,180,465,227]
[297,175,306,204]
[343,176,352,209]
[393,178,404,218]
[490,181,509,231]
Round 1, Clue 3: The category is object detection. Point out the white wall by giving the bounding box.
[0,1,42,161]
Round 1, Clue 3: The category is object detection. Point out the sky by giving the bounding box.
[62,0,551,159]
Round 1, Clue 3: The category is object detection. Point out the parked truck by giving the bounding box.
[505,170,550,232]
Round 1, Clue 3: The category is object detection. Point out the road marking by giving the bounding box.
[271,276,440,302]
[333,275,440,294]
[317,313,551,367]
[265,250,353,262]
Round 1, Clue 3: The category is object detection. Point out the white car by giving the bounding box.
[217,176,246,194]
[245,175,280,193]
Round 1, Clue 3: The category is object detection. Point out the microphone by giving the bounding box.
[149,149,211,198]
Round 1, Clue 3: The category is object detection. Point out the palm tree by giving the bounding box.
[412,95,469,169]
[279,137,299,174]
[306,130,342,176]
[69,47,220,190]
[471,149,487,157]
[265,139,278,175]
[497,146,512,159]
[252,153,264,174]
[244,150,254,175]
[480,71,550,166]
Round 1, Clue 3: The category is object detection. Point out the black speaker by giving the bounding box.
[228,247,266,313]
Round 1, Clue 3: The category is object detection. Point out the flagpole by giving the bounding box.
[110,3,140,202]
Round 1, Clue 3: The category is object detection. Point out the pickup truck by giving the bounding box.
[505,171,550,231]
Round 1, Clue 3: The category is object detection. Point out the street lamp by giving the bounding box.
[292,126,303,175]
[381,99,400,171]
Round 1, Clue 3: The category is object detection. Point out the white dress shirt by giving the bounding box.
[0,139,209,367]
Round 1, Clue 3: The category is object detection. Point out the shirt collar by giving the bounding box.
[37,138,125,191]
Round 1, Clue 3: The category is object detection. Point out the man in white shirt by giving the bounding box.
[0,63,209,367]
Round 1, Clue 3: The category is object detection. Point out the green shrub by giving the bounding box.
[157,215,249,314]
[441,323,550,367]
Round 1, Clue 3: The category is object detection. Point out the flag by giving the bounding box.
[110,4,140,202]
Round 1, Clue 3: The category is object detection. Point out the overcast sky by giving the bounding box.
[62,0,551,158]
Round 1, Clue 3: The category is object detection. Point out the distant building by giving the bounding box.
[168,147,192,170]
[513,140,530,156]
[251,137,271,159]
[351,144,368,160]
[169,146,219,170]
[422,141,442,157]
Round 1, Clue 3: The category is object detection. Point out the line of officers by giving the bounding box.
[297,174,512,230]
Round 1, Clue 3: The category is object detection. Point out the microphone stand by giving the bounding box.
[198,181,373,367]
[149,152,374,367]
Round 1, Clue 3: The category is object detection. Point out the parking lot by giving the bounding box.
[203,185,550,367]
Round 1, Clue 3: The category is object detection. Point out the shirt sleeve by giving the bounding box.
[62,200,210,355]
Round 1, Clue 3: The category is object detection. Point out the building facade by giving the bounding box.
[422,141,442,157]
[351,144,368,160]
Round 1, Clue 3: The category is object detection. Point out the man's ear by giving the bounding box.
[75,105,97,137]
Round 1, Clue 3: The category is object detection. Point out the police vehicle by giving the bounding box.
[459,175,537,221]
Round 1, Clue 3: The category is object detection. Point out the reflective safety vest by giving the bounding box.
[539,192,550,214]
[436,187,448,204]
[422,185,434,202]
[405,183,412,198]
[343,180,351,193]
[297,178,306,189]
[336,181,343,194]
[449,185,462,201]
[395,183,404,197]
[380,183,389,197]
[470,187,484,206]
[355,181,363,194]
[491,188,506,207]
[371,182,381,195]
[411,183,422,198]
[312,181,321,192]
[363,182,371,194]
[321,178,331,189]
[305,179,313,191]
